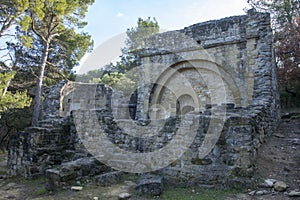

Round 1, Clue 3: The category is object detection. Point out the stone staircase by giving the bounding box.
[8,114,119,191]
[7,116,94,177]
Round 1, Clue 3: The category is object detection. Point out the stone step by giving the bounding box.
[135,174,163,196]
[37,118,66,128]
[45,157,112,191]
[24,126,63,134]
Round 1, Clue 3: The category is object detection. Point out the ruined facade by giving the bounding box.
[8,10,280,187]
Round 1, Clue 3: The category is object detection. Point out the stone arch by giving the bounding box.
[176,94,195,115]
[149,59,241,118]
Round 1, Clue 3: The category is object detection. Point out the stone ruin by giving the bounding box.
[7,10,280,189]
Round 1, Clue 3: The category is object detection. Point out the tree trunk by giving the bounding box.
[31,42,50,126]
[2,78,11,97]
[0,17,15,38]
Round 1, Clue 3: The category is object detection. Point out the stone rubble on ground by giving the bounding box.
[273,181,287,192]
[288,190,300,197]
[292,138,300,145]
[70,186,83,191]
[248,178,300,198]
[248,189,270,196]
[264,179,276,187]
[118,192,131,200]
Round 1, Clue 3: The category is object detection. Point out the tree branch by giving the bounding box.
[31,13,47,43]
[0,17,15,38]
[46,61,68,79]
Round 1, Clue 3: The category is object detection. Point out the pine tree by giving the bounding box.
[0,72,31,113]
[15,0,94,126]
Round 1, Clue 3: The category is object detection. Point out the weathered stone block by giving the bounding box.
[94,171,124,186]
[135,174,163,196]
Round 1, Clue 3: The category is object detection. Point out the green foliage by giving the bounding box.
[0,72,31,113]
[112,17,159,92]
[14,0,95,125]
[0,103,33,150]
[99,72,125,86]
[248,0,300,109]
[247,0,299,29]
[76,69,104,83]
[3,0,94,82]
[90,72,137,96]
[44,29,93,81]
[119,17,160,72]
[77,17,159,98]
[125,17,159,51]
[160,186,243,200]
[279,81,300,109]
[2,107,32,130]
[0,0,29,37]
[16,0,95,74]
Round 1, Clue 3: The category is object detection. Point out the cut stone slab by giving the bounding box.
[118,192,131,200]
[45,157,108,190]
[71,186,83,191]
[135,174,163,196]
[256,190,264,195]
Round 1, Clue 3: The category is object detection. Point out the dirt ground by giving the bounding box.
[0,114,299,200]
[227,114,300,200]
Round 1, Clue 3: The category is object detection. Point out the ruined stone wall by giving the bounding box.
[136,9,279,120]
[7,10,280,187]
[131,9,280,185]
[7,82,92,177]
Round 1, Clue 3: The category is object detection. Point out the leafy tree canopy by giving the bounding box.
[12,0,95,125]
[0,72,31,113]
[248,0,300,108]
[78,17,160,90]
[125,17,159,51]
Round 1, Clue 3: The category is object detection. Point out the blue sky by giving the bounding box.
[84,0,250,46]
[77,0,251,73]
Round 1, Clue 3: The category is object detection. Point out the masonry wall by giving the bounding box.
[7,10,280,187]
[136,9,279,119]
[132,9,280,185]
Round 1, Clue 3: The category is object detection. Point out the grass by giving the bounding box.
[0,158,244,200]
[7,176,49,197]
[159,185,243,200]
[122,173,140,182]
[0,173,245,200]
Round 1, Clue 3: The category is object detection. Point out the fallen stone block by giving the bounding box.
[118,192,131,200]
[45,157,109,190]
[135,174,163,196]
[94,171,124,186]
[71,186,83,191]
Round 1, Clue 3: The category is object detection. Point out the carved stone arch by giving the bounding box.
[149,59,241,118]
[176,94,195,115]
